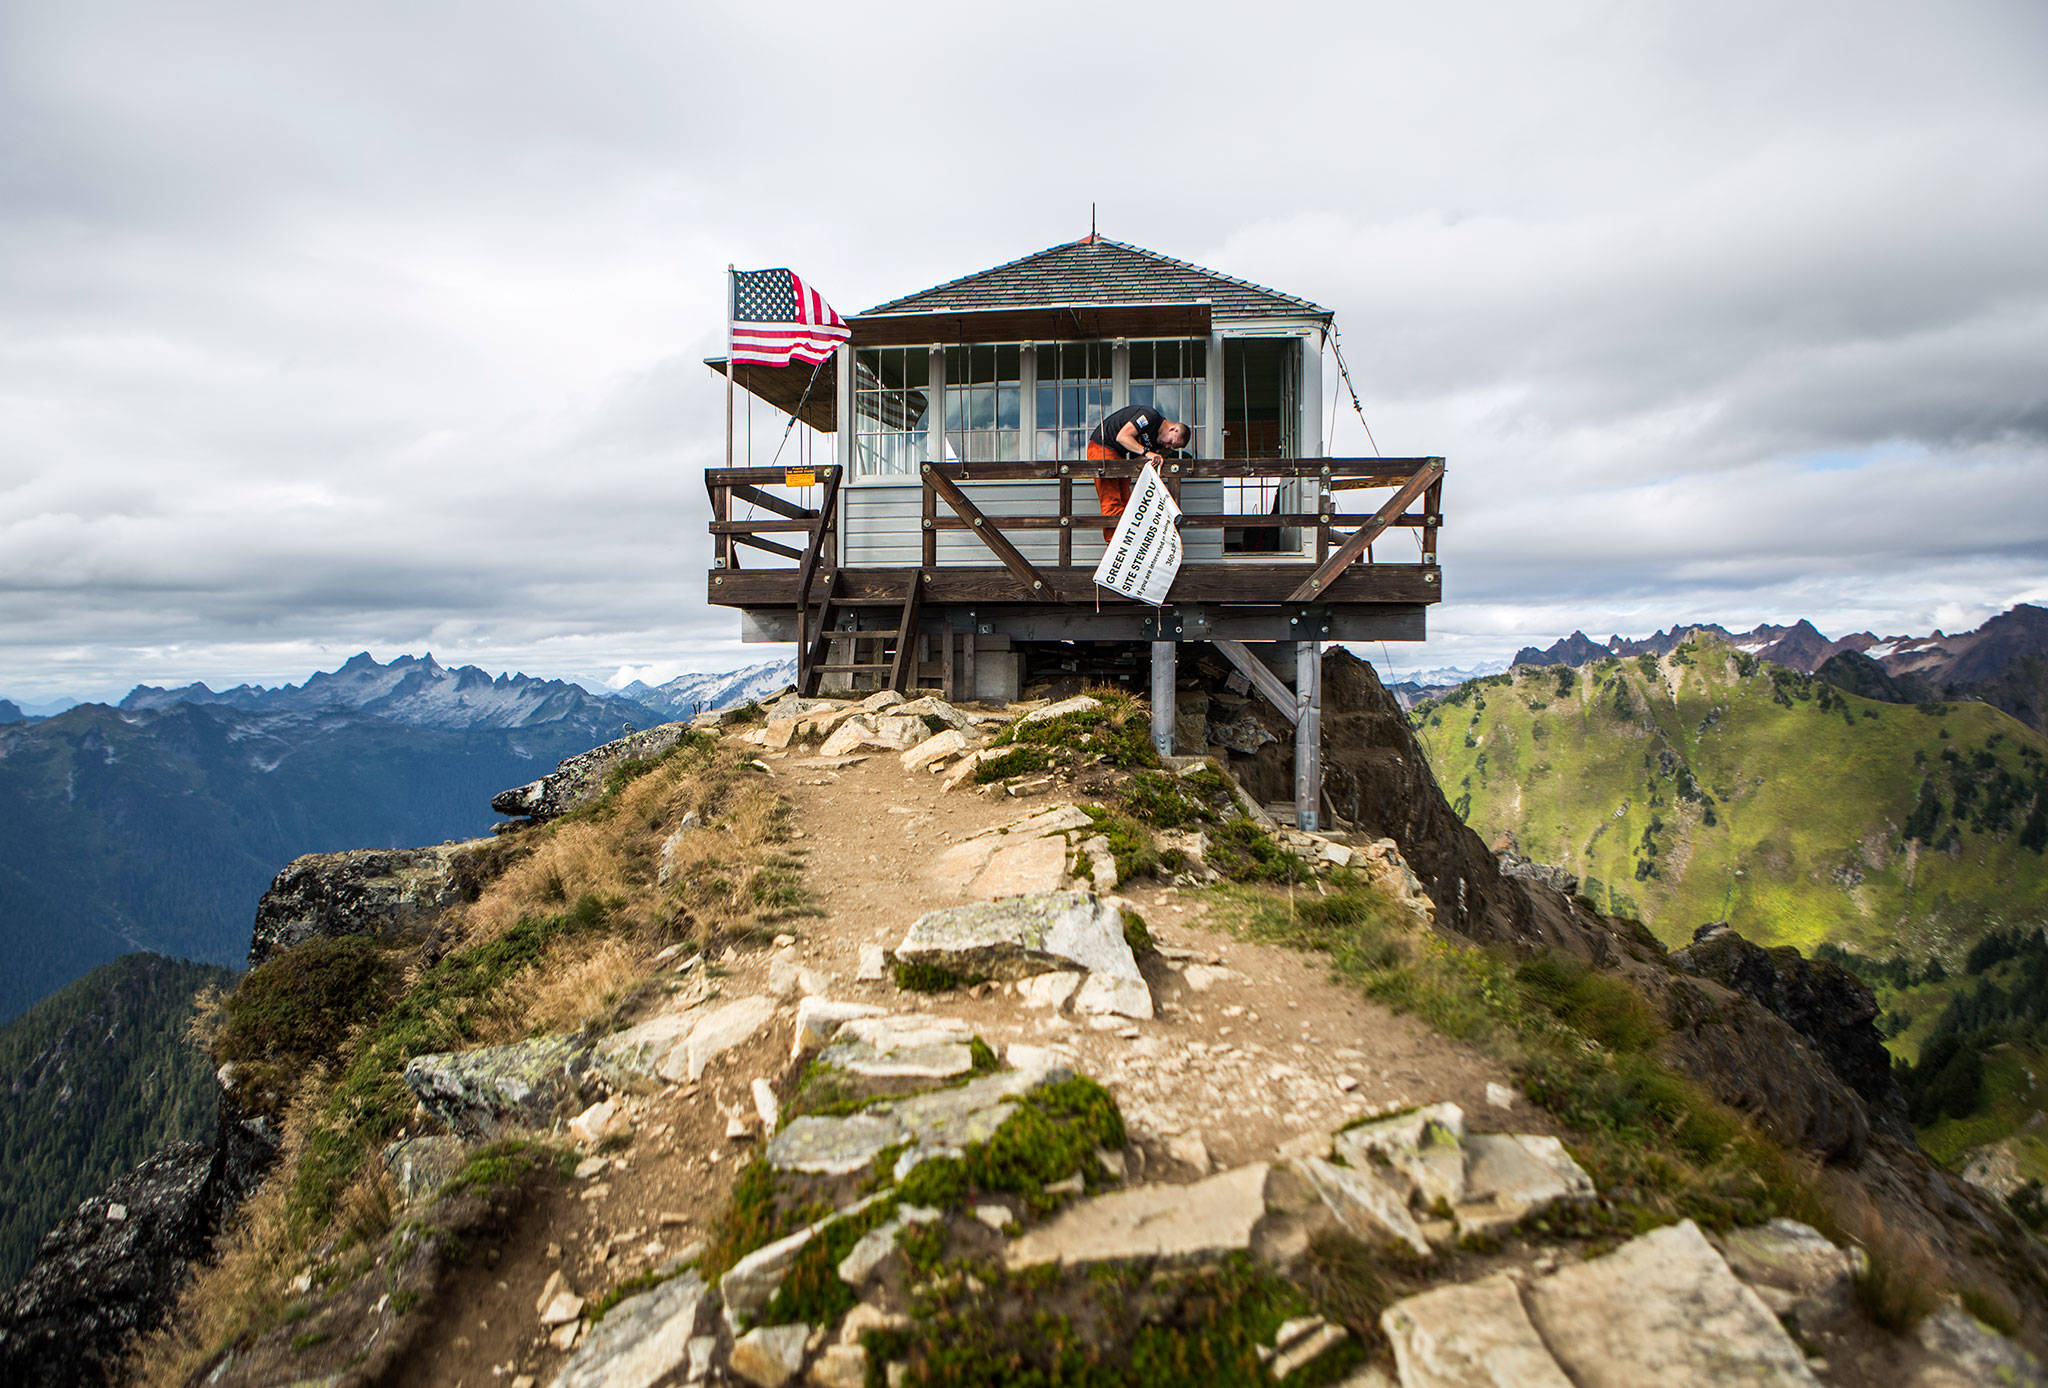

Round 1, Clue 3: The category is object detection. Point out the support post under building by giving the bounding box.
[1295,640,1322,832]
[1151,640,1176,758]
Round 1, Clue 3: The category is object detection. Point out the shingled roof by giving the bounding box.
[859,236,1330,322]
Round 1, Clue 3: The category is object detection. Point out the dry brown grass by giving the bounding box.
[128,739,809,1384]
[127,1090,319,1388]
[510,935,645,1039]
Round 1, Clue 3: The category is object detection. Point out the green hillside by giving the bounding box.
[0,953,234,1283]
[1411,637,2048,958]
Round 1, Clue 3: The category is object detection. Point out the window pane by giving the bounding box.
[997,386,1019,429]
[971,345,995,382]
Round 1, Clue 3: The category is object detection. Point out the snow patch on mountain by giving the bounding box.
[615,659,795,721]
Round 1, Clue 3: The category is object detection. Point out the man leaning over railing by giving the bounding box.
[1087,405,1190,540]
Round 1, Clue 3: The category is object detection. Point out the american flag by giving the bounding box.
[729,267,850,367]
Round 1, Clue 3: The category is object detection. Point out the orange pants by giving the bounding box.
[1089,441,1130,540]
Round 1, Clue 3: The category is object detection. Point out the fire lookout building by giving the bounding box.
[705,237,1444,830]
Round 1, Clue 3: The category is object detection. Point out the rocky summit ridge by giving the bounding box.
[4,653,2046,1387]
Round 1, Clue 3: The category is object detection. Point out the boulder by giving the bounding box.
[247,842,482,966]
[1006,1163,1271,1269]
[820,714,927,756]
[1332,1103,1467,1210]
[1456,1133,1595,1235]
[0,1142,223,1388]
[1382,1272,1573,1388]
[901,728,970,772]
[897,696,970,729]
[552,1271,706,1388]
[1523,1219,1817,1387]
[791,996,888,1056]
[1497,850,1579,896]
[895,892,1144,991]
[1715,1219,1863,1321]
[402,1034,599,1139]
[490,721,695,823]
[730,1323,810,1387]
[809,1343,868,1388]
[1294,1156,1430,1257]
[1912,1303,2046,1387]
[597,996,779,1089]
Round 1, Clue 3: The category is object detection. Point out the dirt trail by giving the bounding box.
[400,735,1528,1387]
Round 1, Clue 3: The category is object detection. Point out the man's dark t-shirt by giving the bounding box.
[1087,404,1170,457]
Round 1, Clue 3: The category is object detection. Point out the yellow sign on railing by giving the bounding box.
[784,468,816,488]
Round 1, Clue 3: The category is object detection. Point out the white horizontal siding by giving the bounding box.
[843,480,1230,566]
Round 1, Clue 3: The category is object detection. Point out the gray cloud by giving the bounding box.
[2,1,2045,701]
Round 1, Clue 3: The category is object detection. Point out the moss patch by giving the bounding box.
[878,1252,1360,1387]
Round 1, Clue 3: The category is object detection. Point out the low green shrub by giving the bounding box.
[1206,820,1311,884]
[214,936,400,1094]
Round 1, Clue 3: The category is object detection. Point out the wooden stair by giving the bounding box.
[799,575,923,697]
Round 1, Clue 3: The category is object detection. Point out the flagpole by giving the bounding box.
[724,264,736,472]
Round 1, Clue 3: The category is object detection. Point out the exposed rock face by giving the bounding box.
[248,841,484,966]
[403,1034,601,1140]
[0,1142,222,1387]
[490,720,696,823]
[1498,850,1579,896]
[1674,922,1910,1133]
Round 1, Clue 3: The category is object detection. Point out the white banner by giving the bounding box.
[1093,463,1183,606]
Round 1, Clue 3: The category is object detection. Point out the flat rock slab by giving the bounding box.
[1524,1219,1818,1387]
[1016,695,1100,726]
[791,997,888,1056]
[1006,1163,1270,1269]
[766,1066,1069,1176]
[1383,1272,1573,1388]
[814,1013,979,1080]
[552,1271,706,1388]
[897,892,1142,988]
[403,1034,595,1140]
[595,995,778,1088]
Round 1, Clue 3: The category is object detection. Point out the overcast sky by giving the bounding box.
[4,0,2045,703]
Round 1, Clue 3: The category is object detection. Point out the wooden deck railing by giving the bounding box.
[706,456,1443,606]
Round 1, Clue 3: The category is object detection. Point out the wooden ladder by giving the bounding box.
[800,575,923,696]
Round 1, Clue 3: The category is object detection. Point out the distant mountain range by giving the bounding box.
[616,659,796,721]
[0,653,793,1021]
[1510,606,2048,733]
